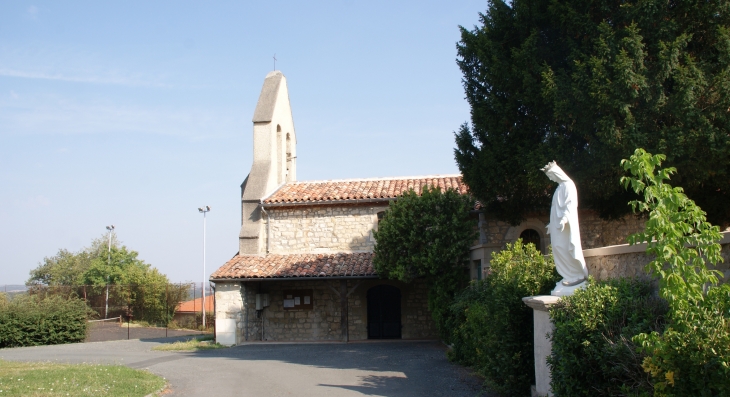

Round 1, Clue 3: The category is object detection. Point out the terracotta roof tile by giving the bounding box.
[210,252,376,280]
[177,296,214,313]
[263,175,467,205]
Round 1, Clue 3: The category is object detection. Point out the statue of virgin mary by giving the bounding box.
[541,161,588,296]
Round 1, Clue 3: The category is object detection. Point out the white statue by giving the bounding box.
[541,161,588,296]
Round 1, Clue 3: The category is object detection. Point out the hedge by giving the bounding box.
[0,294,90,348]
[548,278,668,396]
[448,240,559,396]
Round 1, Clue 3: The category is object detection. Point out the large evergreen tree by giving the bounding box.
[454,0,730,226]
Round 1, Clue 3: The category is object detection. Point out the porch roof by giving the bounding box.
[210,252,376,280]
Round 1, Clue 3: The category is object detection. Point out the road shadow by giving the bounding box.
[178,340,496,397]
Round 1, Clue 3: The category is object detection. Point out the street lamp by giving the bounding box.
[105,225,115,319]
[197,206,211,328]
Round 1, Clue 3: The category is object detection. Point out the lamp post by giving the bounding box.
[105,225,115,319]
[197,206,210,328]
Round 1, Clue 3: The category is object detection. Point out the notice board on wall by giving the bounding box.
[283,289,314,310]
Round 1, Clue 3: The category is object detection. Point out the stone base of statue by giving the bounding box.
[523,295,561,397]
[551,280,587,297]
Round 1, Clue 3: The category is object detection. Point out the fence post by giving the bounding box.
[194,282,197,330]
[165,283,168,338]
[127,285,131,340]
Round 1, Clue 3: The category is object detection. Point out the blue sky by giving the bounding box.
[0,1,486,284]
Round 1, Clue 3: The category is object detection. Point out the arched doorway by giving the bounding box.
[367,285,401,339]
[520,228,541,251]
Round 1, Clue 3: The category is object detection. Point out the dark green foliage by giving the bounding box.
[548,278,668,397]
[454,0,730,226]
[0,294,90,348]
[449,240,559,396]
[373,186,476,340]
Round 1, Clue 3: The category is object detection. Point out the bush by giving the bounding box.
[548,278,668,396]
[622,149,730,396]
[449,240,559,396]
[373,186,476,341]
[638,284,730,396]
[0,294,90,348]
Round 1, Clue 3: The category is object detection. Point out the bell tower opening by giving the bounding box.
[286,133,292,182]
[276,125,282,185]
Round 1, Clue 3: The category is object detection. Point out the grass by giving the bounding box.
[151,335,225,351]
[0,359,165,397]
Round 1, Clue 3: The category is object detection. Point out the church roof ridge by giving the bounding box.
[285,173,463,185]
[262,174,468,205]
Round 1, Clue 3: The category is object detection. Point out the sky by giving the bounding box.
[0,1,486,285]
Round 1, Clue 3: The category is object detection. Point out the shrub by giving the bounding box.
[0,294,90,348]
[449,240,559,396]
[548,278,667,396]
[622,149,730,396]
[373,186,476,340]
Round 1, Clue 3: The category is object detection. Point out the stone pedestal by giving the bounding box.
[522,295,561,397]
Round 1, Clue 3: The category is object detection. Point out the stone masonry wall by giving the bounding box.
[233,278,437,342]
[268,205,389,254]
[214,282,244,344]
[478,211,645,250]
[586,241,730,283]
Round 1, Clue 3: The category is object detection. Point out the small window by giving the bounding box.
[519,229,541,250]
[474,260,483,281]
[377,211,385,224]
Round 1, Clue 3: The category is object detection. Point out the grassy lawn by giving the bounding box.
[0,360,164,397]
[152,335,225,351]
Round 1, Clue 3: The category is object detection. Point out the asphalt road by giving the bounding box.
[0,339,490,397]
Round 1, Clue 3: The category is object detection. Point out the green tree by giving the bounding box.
[454,0,730,226]
[27,233,120,286]
[373,186,476,339]
[622,149,730,396]
[28,249,93,286]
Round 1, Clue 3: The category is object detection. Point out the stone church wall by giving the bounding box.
[267,205,389,254]
[216,278,437,343]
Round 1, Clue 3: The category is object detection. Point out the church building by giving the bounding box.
[210,71,659,345]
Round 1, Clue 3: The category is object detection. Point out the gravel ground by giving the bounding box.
[0,339,495,397]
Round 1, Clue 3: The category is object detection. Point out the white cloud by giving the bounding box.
[0,68,174,88]
[0,94,243,139]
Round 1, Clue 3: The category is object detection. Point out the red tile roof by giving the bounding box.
[177,296,214,313]
[263,175,468,205]
[210,252,376,280]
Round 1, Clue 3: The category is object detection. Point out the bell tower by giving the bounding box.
[239,71,297,255]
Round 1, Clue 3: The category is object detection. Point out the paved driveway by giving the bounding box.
[0,339,489,397]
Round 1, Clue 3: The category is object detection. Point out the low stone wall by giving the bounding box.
[584,232,730,283]
[215,278,438,343]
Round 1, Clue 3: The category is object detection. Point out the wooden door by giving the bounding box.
[367,285,401,339]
